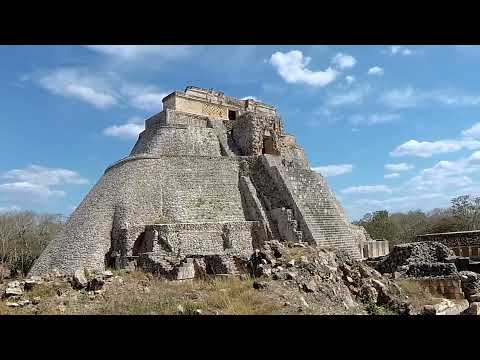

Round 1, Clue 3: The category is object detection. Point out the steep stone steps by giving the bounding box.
[266,156,363,259]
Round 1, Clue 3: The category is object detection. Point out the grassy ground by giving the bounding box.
[0,271,289,315]
[0,268,370,315]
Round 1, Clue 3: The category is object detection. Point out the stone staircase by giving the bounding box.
[262,155,363,259]
[282,165,363,258]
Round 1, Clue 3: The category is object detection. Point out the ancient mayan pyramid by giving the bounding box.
[30,86,368,278]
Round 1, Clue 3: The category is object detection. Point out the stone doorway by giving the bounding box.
[262,136,277,155]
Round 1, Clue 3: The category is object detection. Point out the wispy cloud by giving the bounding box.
[35,68,169,112]
[350,113,400,126]
[103,117,144,140]
[325,85,370,107]
[367,66,384,76]
[384,163,414,172]
[38,68,118,109]
[0,165,88,202]
[381,87,480,109]
[462,122,480,139]
[386,45,414,56]
[384,173,400,179]
[312,164,353,177]
[121,84,167,112]
[391,139,480,158]
[341,185,392,194]
[85,45,192,61]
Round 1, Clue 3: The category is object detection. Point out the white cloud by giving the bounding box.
[85,45,192,60]
[312,164,353,177]
[3,165,89,187]
[380,87,418,108]
[0,164,88,203]
[129,93,167,112]
[103,117,144,140]
[408,151,480,192]
[345,75,355,85]
[430,90,480,106]
[120,84,168,112]
[367,66,384,76]
[384,173,400,179]
[462,122,480,139]
[350,113,400,126]
[341,185,392,194]
[381,87,480,109]
[269,50,337,87]
[331,53,356,70]
[38,68,118,109]
[0,182,65,199]
[384,163,414,172]
[241,96,260,102]
[388,46,414,56]
[390,139,480,158]
[326,85,370,107]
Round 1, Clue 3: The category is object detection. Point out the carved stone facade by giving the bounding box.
[30,86,368,278]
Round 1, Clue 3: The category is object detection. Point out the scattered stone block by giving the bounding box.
[302,279,317,293]
[71,269,88,289]
[5,286,23,297]
[103,270,113,279]
[469,293,480,302]
[465,302,480,315]
[176,263,195,280]
[6,302,20,308]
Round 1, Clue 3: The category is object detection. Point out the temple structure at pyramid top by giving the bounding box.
[30,86,386,279]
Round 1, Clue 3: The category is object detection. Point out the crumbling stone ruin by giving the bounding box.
[29,86,368,279]
[369,241,480,315]
[416,230,480,272]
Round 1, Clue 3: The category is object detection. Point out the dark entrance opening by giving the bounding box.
[262,136,277,155]
[228,110,236,120]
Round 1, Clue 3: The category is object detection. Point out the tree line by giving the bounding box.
[354,195,480,247]
[0,211,65,276]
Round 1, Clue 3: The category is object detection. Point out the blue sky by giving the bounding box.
[2,45,480,220]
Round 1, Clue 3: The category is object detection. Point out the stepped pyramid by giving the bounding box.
[30,86,370,278]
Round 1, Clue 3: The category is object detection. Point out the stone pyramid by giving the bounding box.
[30,86,369,278]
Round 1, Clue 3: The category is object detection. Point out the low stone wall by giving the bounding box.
[359,240,389,259]
[144,221,259,258]
[416,230,480,259]
[400,276,465,300]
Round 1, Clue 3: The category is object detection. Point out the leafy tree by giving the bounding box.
[355,210,397,242]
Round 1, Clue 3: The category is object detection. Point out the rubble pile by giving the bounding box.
[371,242,454,276]
[369,241,480,315]
[249,240,409,314]
[1,269,114,311]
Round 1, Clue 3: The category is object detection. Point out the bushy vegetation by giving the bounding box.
[354,194,480,247]
[0,211,64,276]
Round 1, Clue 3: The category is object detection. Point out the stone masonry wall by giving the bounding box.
[416,231,480,258]
[144,222,257,258]
[131,125,220,157]
[29,155,247,276]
